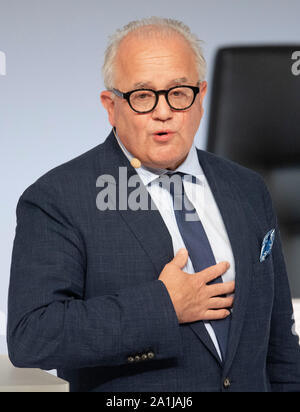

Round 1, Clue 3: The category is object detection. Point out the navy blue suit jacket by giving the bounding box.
[7,131,300,392]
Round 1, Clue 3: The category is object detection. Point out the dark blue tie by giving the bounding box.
[163,172,231,361]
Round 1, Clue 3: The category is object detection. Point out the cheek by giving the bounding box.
[114,108,150,153]
[177,108,202,138]
[115,105,144,130]
[114,106,135,134]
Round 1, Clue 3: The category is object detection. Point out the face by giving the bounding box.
[101,30,207,170]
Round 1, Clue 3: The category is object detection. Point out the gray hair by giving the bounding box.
[102,17,207,90]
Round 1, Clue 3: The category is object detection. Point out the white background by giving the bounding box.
[1,0,300,354]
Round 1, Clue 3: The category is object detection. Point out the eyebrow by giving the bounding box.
[132,77,190,89]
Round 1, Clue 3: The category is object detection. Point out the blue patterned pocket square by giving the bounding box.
[260,229,275,262]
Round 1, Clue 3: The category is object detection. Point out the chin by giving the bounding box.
[160,150,188,169]
[149,155,185,170]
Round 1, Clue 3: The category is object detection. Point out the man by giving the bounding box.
[7,17,300,392]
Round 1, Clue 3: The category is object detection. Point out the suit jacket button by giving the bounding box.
[141,354,148,361]
[127,356,135,363]
[147,351,155,359]
[134,355,141,362]
[223,378,231,389]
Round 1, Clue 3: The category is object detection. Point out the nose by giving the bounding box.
[152,93,173,121]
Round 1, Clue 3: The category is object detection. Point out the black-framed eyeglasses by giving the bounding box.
[111,85,200,113]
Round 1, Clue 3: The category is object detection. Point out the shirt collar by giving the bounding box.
[114,130,204,187]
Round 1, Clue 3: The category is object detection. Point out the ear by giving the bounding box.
[196,81,207,119]
[199,81,207,104]
[100,91,116,127]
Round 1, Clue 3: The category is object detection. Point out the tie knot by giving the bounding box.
[157,172,197,215]
[163,172,197,193]
[157,172,197,197]
[166,171,184,178]
[167,171,197,184]
[158,172,183,198]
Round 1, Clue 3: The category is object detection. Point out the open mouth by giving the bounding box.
[153,131,174,142]
[154,130,174,136]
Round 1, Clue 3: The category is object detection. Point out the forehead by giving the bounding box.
[114,31,198,89]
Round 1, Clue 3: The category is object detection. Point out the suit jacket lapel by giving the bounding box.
[197,150,253,373]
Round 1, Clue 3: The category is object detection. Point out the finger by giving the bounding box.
[197,261,230,284]
[208,296,234,310]
[171,248,189,269]
[203,309,231,321]
[207,281,235,297]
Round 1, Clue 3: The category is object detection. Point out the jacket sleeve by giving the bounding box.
[7,180,182,371]
[263,182,300,392]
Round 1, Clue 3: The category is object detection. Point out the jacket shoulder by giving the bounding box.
[197,148,267,189]
[20,139,108,200]
[39,142,104,182]
[197,149,276,225]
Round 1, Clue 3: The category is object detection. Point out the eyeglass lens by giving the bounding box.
[129,87,195,112]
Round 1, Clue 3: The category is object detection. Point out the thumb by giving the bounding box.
[172,248,188,269]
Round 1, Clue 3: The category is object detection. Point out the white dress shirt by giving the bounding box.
[115,134,236,361]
